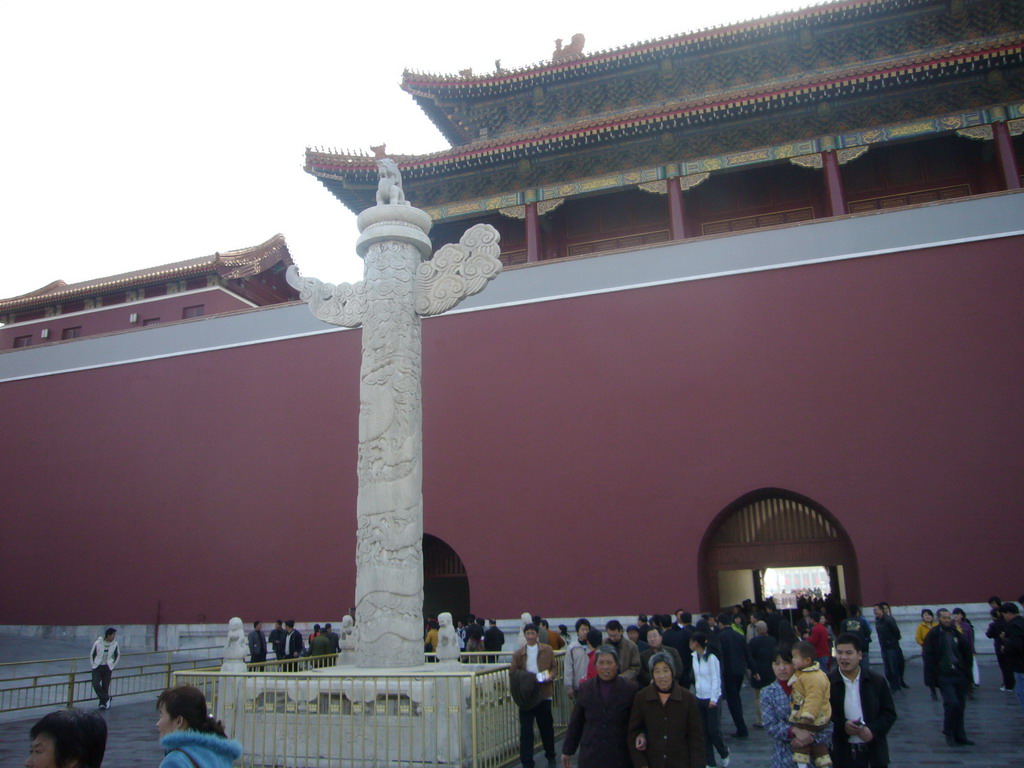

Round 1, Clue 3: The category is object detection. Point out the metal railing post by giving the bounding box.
[67,659,77,708]
[470,671,478,768]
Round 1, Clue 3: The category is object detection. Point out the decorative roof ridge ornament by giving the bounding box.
[400,0,905,86]
[552,34,586,64]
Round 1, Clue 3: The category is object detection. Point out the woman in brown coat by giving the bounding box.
[628,652,705,768]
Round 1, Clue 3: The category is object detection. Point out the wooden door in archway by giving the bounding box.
[699,490,860,611]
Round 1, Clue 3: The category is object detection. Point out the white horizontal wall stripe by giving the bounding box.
[1,192,1021,383]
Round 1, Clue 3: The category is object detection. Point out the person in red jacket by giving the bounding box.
[808,612,832,673]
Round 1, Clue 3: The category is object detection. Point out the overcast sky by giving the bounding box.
[1,0,811,299]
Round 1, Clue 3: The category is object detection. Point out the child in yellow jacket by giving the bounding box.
[789,641,832,767]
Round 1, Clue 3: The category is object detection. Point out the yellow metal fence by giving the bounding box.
[0,647,223,715]
[175,651,569,768]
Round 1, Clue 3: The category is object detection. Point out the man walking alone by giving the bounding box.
[90,627,120,709]
[923,609,974,747]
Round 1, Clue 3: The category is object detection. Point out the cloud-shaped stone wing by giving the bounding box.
[415,224,502,317]
[286,264,366,329]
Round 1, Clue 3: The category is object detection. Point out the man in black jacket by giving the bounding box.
[484,618,505,656]
[282,619,305,670]
[268,619,287,660]
[714,612,752,737]
[999,602,1024,712]
[829,633,897,767]
[922,609,974,747]
[873,604,903,693]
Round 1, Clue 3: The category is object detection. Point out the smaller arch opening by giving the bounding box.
[423,534,470,622]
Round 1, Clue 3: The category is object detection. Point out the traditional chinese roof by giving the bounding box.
[400,0,938,145]
[0,234,293,314]
[308,27,1024,213]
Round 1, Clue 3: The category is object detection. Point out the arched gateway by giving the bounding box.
[698,489,860,611]
[423,534,470,621]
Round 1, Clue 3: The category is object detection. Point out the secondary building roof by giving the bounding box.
[0,234,293,314]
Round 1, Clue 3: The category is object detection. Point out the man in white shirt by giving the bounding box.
[283,619,305,668]
[510,623,557,768]
[89,627,120,709]
[828,633,897,767]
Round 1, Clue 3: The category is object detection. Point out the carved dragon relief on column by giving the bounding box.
[286,158,501,667]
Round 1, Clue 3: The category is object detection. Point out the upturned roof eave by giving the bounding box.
[309,38,1023,181]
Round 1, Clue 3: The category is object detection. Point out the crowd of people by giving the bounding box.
[522,595,1024,768]
[24,596,1024,767]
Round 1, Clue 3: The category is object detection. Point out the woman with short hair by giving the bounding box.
[628,651,704,767]
[27,709,107,768]
[157,684,242,768]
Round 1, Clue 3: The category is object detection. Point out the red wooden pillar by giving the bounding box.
[667,178,688,239]
[822,150,846,217]
[525,202,541,262]
[993,121,1022,190]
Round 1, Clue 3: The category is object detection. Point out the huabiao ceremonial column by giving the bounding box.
[287,158,501,667]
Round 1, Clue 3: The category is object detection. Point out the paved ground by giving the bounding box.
[1,652,1020,766]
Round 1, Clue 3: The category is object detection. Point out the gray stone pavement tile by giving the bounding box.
[0,659,1020,766]
[0,699,164,767]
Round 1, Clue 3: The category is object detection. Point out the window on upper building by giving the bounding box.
[142,317,160,326]
[13,335,32,348]
[182,305,205,319]
[61,326,82,340]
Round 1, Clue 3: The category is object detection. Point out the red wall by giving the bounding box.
[1,237,1021,624]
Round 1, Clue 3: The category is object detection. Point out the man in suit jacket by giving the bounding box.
[829,633,897,767]
[268,619,287,660]
[247,621,268,664]
[283,619,305,668]
[484,619,505,663]
[922,609,973,746]
[510,622,557,768]
[714,612,753,737]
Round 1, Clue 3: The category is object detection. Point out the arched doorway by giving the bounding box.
[423,534,470,621]
[698,489,860,611]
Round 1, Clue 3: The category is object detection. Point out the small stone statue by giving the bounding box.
[517,612,532,648]
[339,615,356,651]
[375,158,409,207]
[436,612,460,663]
[221,617,248,672]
